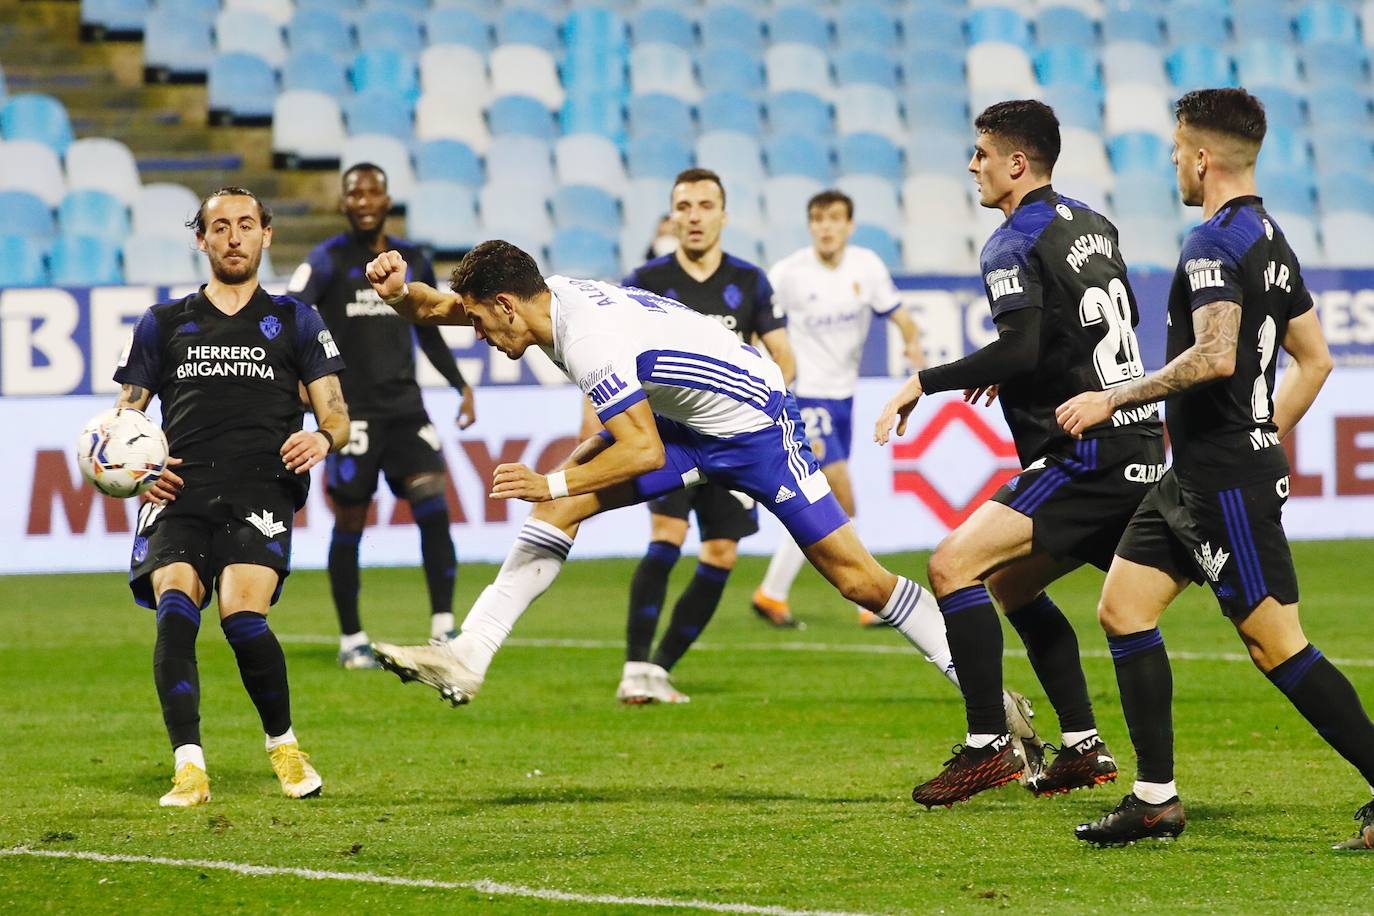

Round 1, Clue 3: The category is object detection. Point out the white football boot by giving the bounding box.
[616,661,654,705]
[644,663,690,704]
[372,637,483,707]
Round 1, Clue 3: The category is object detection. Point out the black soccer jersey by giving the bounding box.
[623,252,784,342]
[115,286,345,466]
[1164,196,1313,488]
[977,185,1161,464]
[289,234,462,419]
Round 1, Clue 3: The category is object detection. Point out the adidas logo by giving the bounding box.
[774,484,796,504]
[1193,541,1230,582]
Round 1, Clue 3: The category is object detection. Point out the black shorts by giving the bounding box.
[1115,469,1298,619]
[991,434,1166,571]
[129,474,298,610]
[648,482,760,542]
[324,413,448,505]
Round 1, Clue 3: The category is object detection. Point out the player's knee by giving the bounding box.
[403,473,446,506]
[331,501,368,534]
[927,543,963,595]
[532,493,597,531]
[1096,592,1134,635]
[699,539,737,569]
[649,515,689,546]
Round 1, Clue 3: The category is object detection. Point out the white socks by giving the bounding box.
[1063,728,1099,748]
[430,612,455,640]
[965,733,1000,749]
[340,631,369,652]
[173,744,205,771]
[454,518,573,678]
[759,533,806,602]
[1133,779,1178,804]
[266,727,297,751]
[878,576,960,687]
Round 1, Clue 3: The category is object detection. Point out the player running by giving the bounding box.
[615,168,794,705]
[361,241,1037,753]
[287,162,475,669]
[751,189,925,630]
[115,188,349,806]
[877,100,1165,807]
[1057,89,1374,849]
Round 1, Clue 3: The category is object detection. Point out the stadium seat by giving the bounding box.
[555,133,628,194]
[834,49,900,90]
[65,138,141,206]
[1231,5,1294,45]
[82,0,153,36]
[836,173,901,231]
[415,92,489,150]
[766,43,832,96]
[1260,173,1315,214]
[764,133,833,181]
[1042,83,1103,131]
[144,11,214,81]
[122,234,200,284]
[626,133,693,180]
[837,132,902,182]
[299,0,359,10]
[480,180,553,254]
[769,5,830,49]
[496,7,560,53]
[698,46,766,95]
[621,176,673,241]
[1102,6,1163,45]
[372,0,429,13]
[0,139,66,207]
[490,44,563,109]
[1253,87,1304,132]
[631,6,695,50]
[1314,128,1374,175]
[627,93,694,144]
[1318,171,1374,213]
[551,184,621,232]
[836,3,900,51]
[406,180,480,253]
[132,182,200,237]
[903,92,968,135]
[1112,217,1180,270]
[208,52,277,125]
[1296,1,1361,44]
[1104,84,1173,139]
[902,173,973,227]
[0,94,74,156]
[272,90,346,167]
[344,91,413,140]
[488,94,557,140]
[357,8,424,55]
[283,50,349,98]
[722,178,765,232]
[50,235,123,286]
[560,91,625,142]
[700,91,762,136]
[764,221,812,265]
[834,84,903,142]
[224,0,291,26]
[287,9,354,59]
[0,234,48,286]
[420,44,488,97]
[1057,126,1115,188]
[902,223,978,274]
[762,175,825,225]
[766,90,832,136]
[426,7,492,51]
[0,188,55,249]
[720,224,763,264]
[1258,126,1312,174]
[1034,45,1099,89]
[352,49,419,99]
[1109,173,1179,222]
[1162,3,1228,48]
[966,43,1036,96]
[899,7,964,51]
[701,4,764,51]
[58,190,130,239]
[1235,41,1302,88]
[414,139,484,188]
[550,227,619,279]
[486,134,556,191]
[902,46,965,90]
[851,225,901,270]
[215,9,286,68]
[1036,6,1097,49]
[1166,45,1233,91]
[1302,43,1370,87]
[905,129,972,177]
[630,43,699,101]
[1307,86,1372,128]
[1320,212,1374,266]
[1266,210,1321,263]
[1107,131,1172,176]
[696,130,765,185]
[966,6,1032,49]
[1102,41,1166,88]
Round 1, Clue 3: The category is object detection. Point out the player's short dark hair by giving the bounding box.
[1174,88,1267,145]
[342,161,387,189]
[186,187,272,234]
[974,100,1061,172]
[449,240,549,301]
[807,189,854,220]
[672,167,727,208]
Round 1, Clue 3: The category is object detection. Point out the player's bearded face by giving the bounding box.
[1172,124,1204,207]
[969,134,1010,208]
[199,196,268,284]
[671,181,726,256]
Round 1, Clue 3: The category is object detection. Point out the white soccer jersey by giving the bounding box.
[769,245,902,400]
[542,276,787,439]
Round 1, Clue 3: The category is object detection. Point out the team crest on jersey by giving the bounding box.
[1056,204,1073,220]
[259,315,282,340]
[722,283,742,310]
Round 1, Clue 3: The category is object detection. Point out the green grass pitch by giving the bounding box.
[1,540,1371,913]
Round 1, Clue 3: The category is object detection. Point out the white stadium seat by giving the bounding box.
[65,137,141,205]
[490,44,564,109]
[555,133,628,195]
[414,92,489,152]
[629,42,700,101]
[272,90,346,164]
[0,139,67,207]
[1104,83,1174,139]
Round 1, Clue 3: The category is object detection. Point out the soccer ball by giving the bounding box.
[75,407,169,498]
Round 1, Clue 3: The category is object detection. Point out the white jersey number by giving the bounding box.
[1251,315,1277,422]
[800,406,833,442]
[340,420,369,456]
[1079,278,1145,388]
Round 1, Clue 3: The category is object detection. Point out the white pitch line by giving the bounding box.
[0,847,880,916]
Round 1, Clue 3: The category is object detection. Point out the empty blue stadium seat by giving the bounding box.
[764,133,833,181]
[208,52,277,124]
[1261,176,1315,213]
[1231,5,1293,45]
[549,227,618,278]
[1308,85,1372,128]
[345,91,413,139]
[488,94,556,139]
[904,91,967,134]
[0,190,54,243]
[1037,6,1097,48]
[144,12,214,79]
[1296,1,1361,45]
[565,7,628,52]
[0,94,74,155]
[83,0,152,35]
[766,90,831,135]
[50,235,122,286]
[351,49,419,98]
[415,138,484,187]
[216,9,286,68]
[834,48,899,89]
[700,90,762,136]
[905,129,971,176]
[0,235,48,286]
[1258,126,1311,173]
[628,93,694,143]
[903,48,964,87]
[496,7,560,53]
[1166,45,1233,90]
[1313,128,1374,174]
[1318,171,1374,213]
[1043,83,1103,131]
[1104,41,1167,87]
[836,3,900,51]
[372,0,428,13]
[700,45,765,94]
[899,7,964,50]
[632,6,695,49]
[299,0,360,11]
[1102,6,1163,45]
[701,4,764,51]
[1254,87,1304,131]
[1235,41,1301,88]
[357,8,424,54]
[851,224,901,270]
[1107,131,1172,175]
[627,133,693,178]
[1110,173,1178,221]
[486,135,555,189]
[770,5,830,49]
[1302,43,1369,86]
[407,180,479,252]
[1035,45,1098,89]
[560,93,626,142]
[1163,3,1227,48]
[697,131,765,186]
[167,0,218,20]
[287,8,353,58]
[838,132,902,182]
[426,7,492,51]
[122,234,200,285]
[966,7,1031,49]
[283,50,349,97]
[552,184,621,231]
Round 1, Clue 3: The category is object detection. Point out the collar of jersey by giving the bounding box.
[193,283,270,317]
[1016,184,1058,209]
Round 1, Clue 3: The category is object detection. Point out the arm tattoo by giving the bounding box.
[323,376,346,417]
[1105,301,1241,411]
[116,383,149,409]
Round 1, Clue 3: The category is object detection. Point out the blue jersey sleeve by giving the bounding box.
[112,307,162,392]
[751,267,786,334]
[979,231,1043,318]
[1178,224,1246,311]
[291,298,347,383]
[621,266,644,289]
[285,243,336,306]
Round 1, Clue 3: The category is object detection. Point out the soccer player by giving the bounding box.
[1056,89,1374,849]
[876,101,1165,807]
[114,188,349,806]
[287,162,475,669]
[361,241,1029,740]
[615,168,794,704]
[751,189,925,630]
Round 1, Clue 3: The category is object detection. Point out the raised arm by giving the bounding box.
[365,250,471,326]
[1272,308,1332,441]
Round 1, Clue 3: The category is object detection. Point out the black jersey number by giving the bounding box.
[1078,278,1145,388]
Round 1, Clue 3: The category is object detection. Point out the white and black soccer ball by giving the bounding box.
[75,407,169,498]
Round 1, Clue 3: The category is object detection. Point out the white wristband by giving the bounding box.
[546,470,569,499]
[382,282,409,307]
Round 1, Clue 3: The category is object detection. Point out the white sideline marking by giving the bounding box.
[278,634,1374,668]
[0,847,879,916]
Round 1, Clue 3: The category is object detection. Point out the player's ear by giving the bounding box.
[195,233,207,253]
[1009,150,1028,180]
[262,224,273,249]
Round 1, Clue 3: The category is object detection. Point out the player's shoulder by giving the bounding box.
[307,232,351,262]
[147,290,201,324]
[1181,199,1266,264]
[627,252,676,283]
[770,246,814,275]
[267,291,324,326]
[722,251,768,282]
[845,244,890,275]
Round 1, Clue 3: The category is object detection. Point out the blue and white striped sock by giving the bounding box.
[878,576,959,687]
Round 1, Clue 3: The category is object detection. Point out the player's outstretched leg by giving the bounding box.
[152,581,210,807]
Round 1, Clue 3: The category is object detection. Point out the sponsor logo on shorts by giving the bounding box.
[132,535,148,564]
[774,484,796,504]
[246,509,286,538]
[1124,462,1166,483]
[1276,476,1290,498]
[1249,428,1280,450]
[1193,541,1230,582]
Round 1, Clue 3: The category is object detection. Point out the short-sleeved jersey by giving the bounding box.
[769,245,901,400]
[978,185,1162,464]
[623,252,784,344]
[1164,196,1313,488]
[286,233,438,418]
[114,286,345,467]
[541,276,787,439]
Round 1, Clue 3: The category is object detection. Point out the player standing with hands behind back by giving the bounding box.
[115,188,349,807]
